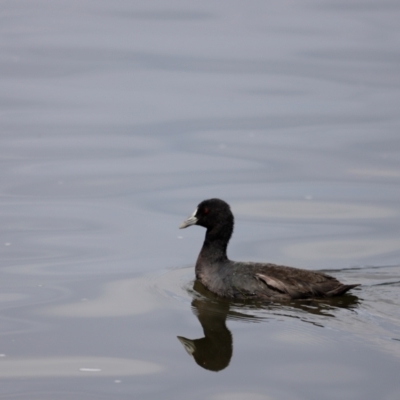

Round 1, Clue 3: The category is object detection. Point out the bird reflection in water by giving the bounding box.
[177,280,360,371]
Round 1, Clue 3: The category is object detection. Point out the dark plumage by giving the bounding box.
[180,198,360,301]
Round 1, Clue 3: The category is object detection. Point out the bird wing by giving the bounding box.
[255,272,334,299]
[255,273,290,294]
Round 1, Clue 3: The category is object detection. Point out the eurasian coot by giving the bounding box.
[179,198,359,300]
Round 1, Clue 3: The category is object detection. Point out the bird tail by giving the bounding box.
[327,283,360,297]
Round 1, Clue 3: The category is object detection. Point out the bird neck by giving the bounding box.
[198,222,233,264]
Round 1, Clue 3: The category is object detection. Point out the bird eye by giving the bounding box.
[203,207,209,215]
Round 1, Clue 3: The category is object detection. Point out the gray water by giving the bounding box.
[1,1,400,399]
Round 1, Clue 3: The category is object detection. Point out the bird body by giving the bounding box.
[180,198,359,301]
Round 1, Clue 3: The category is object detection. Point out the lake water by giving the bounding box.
[1,1,400,399]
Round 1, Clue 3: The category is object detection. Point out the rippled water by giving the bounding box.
[1,1,400,399]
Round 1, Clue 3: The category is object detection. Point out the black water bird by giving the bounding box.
[179,198,360,301]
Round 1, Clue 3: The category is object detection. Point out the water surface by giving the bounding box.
[1,1,400,399]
